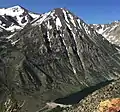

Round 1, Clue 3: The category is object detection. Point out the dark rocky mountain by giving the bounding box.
[0,6,120,112]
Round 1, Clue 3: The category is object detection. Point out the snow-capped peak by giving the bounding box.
[32,8,95,37]
[0,5,40,33]
[90,21,120,46]
[0,5,25,20]
[31,7,98,49]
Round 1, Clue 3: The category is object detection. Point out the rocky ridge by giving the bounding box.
[90,21,120,46]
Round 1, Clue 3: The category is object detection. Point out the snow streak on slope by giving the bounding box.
[32,8,96,38]
[56,17,62,30]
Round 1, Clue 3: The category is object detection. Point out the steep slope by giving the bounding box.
[67,79,120,112]
[0,26,12,37]
[0,5,40,33]
[90,21,120,46]
[0,8,120,112]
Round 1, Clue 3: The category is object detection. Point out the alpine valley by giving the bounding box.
[0,5,120,112]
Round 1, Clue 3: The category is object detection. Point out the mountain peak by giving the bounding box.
[0,5,24,16]
[0,5,40,33]
[53,8,76,17]
[32,7,80,28]
[53,8,69,12]
[0,5,22,10]
[7,5,23,9]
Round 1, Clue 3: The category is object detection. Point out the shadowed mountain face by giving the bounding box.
[0,7,120,112]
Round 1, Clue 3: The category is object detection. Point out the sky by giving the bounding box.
[0,0,120,24]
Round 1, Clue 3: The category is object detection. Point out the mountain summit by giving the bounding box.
[0,5,39,34]
[0,6,120,112]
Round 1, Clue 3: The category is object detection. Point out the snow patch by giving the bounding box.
[0,21,2,24]
[47,31,51,42]
[62,9,69,23]
[50,11,56,19]
[103,33,109,37]
[29,12,40,19]
[47,21,52,29]
[115,39,119,43]
[6,33,16,39]
[6,25,22,32]
[116,48,120,52]
[109,24,118,32]
[33,11,51,25]
[77,19,83,29]
[11,39,20,45]
[68,14,76,27]
[97,28,104,34]
[56,17,62,30]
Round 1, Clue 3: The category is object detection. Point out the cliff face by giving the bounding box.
[0,7,120,112]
